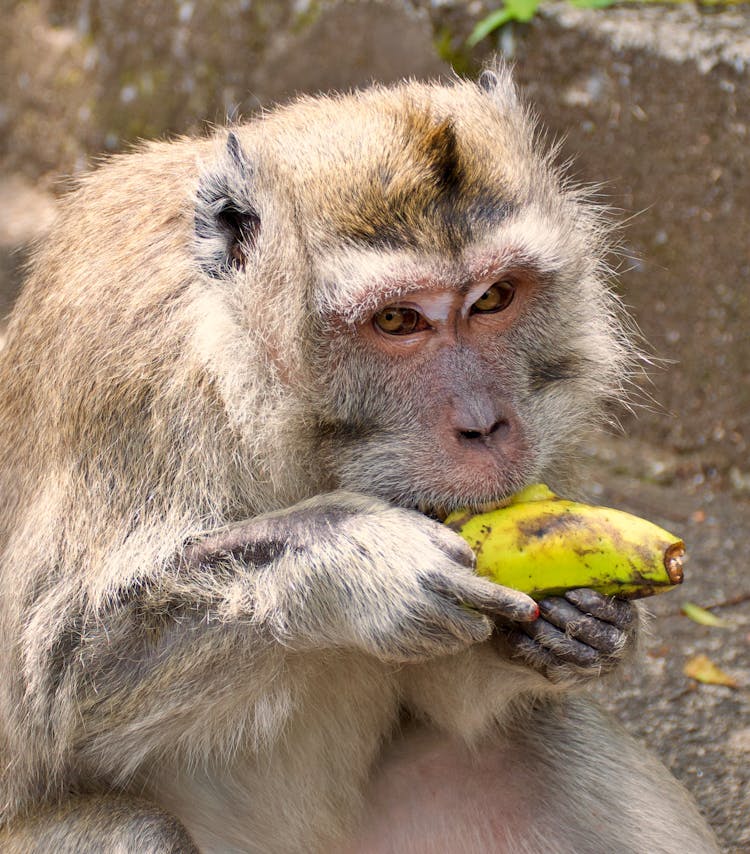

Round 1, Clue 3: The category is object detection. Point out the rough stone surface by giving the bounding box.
[0,0,446,184]
[550,1,750,72]
[1,1,748,850]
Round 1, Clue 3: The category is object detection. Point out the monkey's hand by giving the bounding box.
[182,492,539,663]
[495,589,637,684]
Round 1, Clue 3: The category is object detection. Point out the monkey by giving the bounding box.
[0,66,719,853]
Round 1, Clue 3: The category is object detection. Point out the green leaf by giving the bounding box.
[568,0,620,8]
[467,0,541,47]
[467,9,515,47]
[680,601,734,628]
[505,0,541,21]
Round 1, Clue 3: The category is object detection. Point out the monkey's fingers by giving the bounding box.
[564,588,635,629]
[501,630,560,675]
[538,597,625,655]
[418,520,477,569]
[373,584,498,662]
[519,618,600,667]
[424,573,539,623]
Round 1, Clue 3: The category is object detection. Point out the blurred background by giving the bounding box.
[1,1,748,849]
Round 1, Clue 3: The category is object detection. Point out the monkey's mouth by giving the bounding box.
[417,499,508,523]
[418,502,450,523]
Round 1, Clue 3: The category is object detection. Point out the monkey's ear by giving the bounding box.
[194,132,261,278]
[476,62,521,112]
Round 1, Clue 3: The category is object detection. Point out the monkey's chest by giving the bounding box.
[146,653,400,853]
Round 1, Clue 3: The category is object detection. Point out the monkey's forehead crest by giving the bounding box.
[249,78,563,257]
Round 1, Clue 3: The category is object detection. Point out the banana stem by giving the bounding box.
[664,542,685,585]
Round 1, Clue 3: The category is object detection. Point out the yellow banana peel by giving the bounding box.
[445,484,685,600]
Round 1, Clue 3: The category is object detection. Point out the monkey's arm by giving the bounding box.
[26,492,541,771]
[178,492,538,661]
[0,797,199,854]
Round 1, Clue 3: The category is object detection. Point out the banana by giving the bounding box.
[444,484,685,600]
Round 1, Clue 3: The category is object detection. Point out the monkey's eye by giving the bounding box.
[471,281,515,313]
[373,307,426,335]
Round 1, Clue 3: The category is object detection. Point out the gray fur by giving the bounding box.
[0,66,717,852]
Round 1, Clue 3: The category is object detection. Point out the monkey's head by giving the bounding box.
[194,67,632,516]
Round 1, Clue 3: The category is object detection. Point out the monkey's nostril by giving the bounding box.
[488,418,510,437]
[458,419,510,441]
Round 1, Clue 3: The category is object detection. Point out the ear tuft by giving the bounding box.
[194,132,261,278]
[477,69,498,94]
[476,60,520,113]
[226,130,244,166]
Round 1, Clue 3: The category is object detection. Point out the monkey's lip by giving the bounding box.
[418,502,450,523]
[418,499,507,523]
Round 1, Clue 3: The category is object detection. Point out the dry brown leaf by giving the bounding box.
[683,654,738,688]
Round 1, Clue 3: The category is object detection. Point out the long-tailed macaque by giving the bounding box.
[0,66,719,853]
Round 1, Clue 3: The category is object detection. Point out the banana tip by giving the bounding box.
[664,542,685,585]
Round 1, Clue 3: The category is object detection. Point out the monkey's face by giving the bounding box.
[309,225,623,516]
[312,253,543,513]
[252,89,630,515]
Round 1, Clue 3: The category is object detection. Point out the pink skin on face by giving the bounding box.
[351,267,538,503]
[382,280,500,327]
[363,275,526,355]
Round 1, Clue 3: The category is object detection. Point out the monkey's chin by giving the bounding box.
[415,474,534,523]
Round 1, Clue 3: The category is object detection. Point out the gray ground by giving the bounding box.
[585,434,750,853]
[1,1,748,850]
